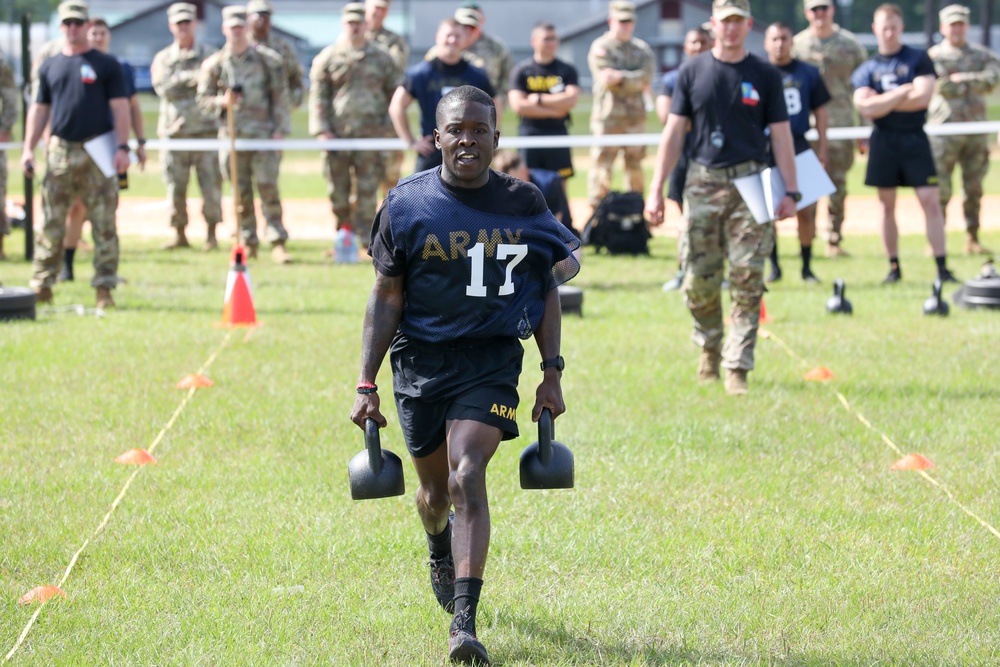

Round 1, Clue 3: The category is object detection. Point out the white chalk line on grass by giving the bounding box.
[761,328,1000,543]
[3,330,235,664]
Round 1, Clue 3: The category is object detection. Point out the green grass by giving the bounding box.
[2,228,1000,665]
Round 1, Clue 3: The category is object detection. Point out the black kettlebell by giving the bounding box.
[826,278,853,315]
[923,279,950,317]
[348,418,405,500]
[520,408,574,490]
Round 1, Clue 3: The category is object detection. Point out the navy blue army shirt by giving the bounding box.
[370,169,580,343]
[776,59,831,153]
[403,59,495,139]
[850,45,935,131]
[670,52,788,168]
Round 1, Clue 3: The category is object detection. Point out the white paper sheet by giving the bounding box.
[83,130,117,178]
[734,150,837,224]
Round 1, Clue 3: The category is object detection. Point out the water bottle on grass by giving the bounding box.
[334,225,358,264]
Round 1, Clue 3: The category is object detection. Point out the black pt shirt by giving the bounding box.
[670,51,788,168]
[37,49,128,142]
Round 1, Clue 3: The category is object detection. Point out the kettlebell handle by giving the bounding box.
[538,408,554,466]
[365,418,383,475]
[834,278,845,298]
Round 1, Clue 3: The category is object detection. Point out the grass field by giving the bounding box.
[2,227,1000,665]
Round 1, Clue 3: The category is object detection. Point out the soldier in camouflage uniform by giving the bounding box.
[587,0,655,208]
[928,4,1000,255]
[793,0,867,257]
[23,1,131,308]
[151,3,222,251]
[247,0,304,109]
[0,51,19,261]
[310,3,397,245]
[198,6,292,264]
[365,0,408,193]
[647,0,798,396]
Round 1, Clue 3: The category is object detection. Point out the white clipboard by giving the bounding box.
[733,149,836,224]
[83,130,117,178]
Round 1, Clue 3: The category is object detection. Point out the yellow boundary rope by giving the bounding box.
[761,328,1000,543]
[4,331,235,663]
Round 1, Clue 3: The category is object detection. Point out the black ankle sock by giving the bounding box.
[426,518,452,559]
[64,247,76,271]
[450,577,483,636]
[934,255,947,272]
[800,245,812,272]
[889,257,900,273]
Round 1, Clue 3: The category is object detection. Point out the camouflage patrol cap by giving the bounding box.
[939,4,970,24]
[58,0,88,21]
[342,2,365,22]
[713,0,751,19]
[804,0,832,9]
[455,7,482,27]
[245,0,272,14]
[167,2,196,23]
[609,1,636,21]
[366,0,390,7]
[222,6,246,27]
[460,1,482,9]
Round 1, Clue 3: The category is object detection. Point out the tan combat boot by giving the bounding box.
[35,285,53,303]
[697,348,721,382]
[162,228,190,250]
[271,241,293,265]
[725,369,748,396]
[95,287,115,309]
[965,230,993,256]
[203,224,218,252]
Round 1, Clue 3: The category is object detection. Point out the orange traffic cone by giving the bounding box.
[759,298,771,324]
[220,245,257,327]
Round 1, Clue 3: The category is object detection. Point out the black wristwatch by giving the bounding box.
[117,144,130,152]
[540,356,565,372]
[785,190,802,203]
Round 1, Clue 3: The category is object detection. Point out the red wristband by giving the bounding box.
[356,382,378,395]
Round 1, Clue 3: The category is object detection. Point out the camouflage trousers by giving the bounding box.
[162,142,223,230]
[589,118,646,207]
[30,138,119,289]
[323,149,382,244]
[0,152,7,235]
[220,147,287,247]
[681,162,775,371]
[930,133,990,233]
[814,139,854,245]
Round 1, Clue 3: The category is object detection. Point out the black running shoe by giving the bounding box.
[801,268,820,284]
[449,629,490,665]
[766,266,782,283]
[938,268,959,283]
[429,512,455,612]
[58,266,74,282]
[882,268,902,284]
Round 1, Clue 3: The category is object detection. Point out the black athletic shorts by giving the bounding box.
[390,334,523,458]
[520,127,574,179]
[865,127,938,189]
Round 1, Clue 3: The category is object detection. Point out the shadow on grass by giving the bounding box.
[492,612,847,666]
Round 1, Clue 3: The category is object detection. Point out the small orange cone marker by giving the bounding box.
[114,448,158,465]
[759,298,772,324]
[18,586,67,605]
[890,453,935,471]
[804,366,835,381]
[219,245,257,327]
[176,373,214,389]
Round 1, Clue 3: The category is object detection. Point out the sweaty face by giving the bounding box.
[873,11,903,53]
[435,100,498,188]
[764,27,792,63]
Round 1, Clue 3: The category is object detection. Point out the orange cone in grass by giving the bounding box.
[759,298,771,324]
[220,245,257,327]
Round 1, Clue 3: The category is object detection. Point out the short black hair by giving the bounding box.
[436,85,496,129]
[766,21,792,34]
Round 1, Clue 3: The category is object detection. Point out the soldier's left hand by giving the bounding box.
[776,195,796,220]
[136,145,147,171]
[532,374,566,422]
[113,150,130,174]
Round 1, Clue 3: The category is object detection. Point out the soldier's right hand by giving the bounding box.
[645,190,665,226]
[412,135,435,157]
[350,392,387,430]
[20,153,34,178]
